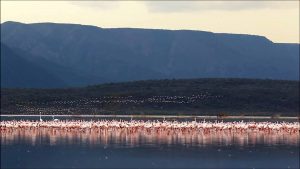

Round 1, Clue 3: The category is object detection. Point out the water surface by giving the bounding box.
[1,117,299,169]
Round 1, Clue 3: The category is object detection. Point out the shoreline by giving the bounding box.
[0,114,299,120]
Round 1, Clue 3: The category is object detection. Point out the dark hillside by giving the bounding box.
[1,78,298,116]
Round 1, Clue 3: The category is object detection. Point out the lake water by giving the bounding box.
[1,117,299,168]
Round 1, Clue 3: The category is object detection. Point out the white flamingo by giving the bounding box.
[39,112,43,122]
[52,116,59,122]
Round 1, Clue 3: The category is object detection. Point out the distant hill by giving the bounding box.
[1,78,298,116]
[1,21,299,88]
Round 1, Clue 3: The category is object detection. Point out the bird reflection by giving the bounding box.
[1,126,299,147]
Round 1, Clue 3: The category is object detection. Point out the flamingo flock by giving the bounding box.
[1,120,299,134]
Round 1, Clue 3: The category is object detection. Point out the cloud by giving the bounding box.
[68,1,297,13]
[70,1,120,10]
[145,1,297,13]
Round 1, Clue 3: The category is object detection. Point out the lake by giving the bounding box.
[1,116,299,168]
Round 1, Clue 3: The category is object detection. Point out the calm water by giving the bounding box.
[1,117,299,168]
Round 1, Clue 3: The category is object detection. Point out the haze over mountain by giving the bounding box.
[1,21,299,88]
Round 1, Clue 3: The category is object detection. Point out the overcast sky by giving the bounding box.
[1,1,299,43]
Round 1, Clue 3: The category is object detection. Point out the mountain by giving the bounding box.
[1,21,299,88]
[1,43,108,88]
[1,43,66,88]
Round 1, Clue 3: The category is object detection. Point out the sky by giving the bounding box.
[1,1,299,43]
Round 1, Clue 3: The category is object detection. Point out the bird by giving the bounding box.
[39,112,43,122]
[52,116,59,122]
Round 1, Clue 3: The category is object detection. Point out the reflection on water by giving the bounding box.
[1,118,299,168]
[1,128,299,147]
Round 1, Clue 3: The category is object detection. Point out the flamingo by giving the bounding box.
[0,119,299,136]
[39,112,43,122]
[52,116,59,122]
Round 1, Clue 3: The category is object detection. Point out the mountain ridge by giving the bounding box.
[1,21,299,88]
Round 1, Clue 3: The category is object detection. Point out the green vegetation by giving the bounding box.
[1,78,299,116]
